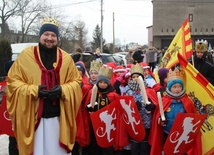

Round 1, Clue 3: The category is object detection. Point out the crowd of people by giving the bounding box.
[0,17,214,155]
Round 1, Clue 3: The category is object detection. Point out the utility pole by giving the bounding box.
[113,12,115,53]
[101,0,103,52]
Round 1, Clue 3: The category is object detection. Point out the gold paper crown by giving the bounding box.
[167,67,184,82]
[98,65,113,79]
[131,63,143,75]
[90,60,102,72]
[137,44,142,49]
[41,17,60,27]
[195,39,208,52]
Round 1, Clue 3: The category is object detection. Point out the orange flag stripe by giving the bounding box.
[183,18,193,58]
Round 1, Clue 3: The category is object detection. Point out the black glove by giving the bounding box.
[136,101,142,110]
[158,116,167,126]
[86,103,98,112]
[48,85,62,100]
[145,103,156,111]
[86,105,95,112]
[38,85,49,98]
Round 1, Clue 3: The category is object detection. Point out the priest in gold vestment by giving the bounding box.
[6,17,82,155]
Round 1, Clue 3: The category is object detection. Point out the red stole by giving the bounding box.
[33,46,62,129]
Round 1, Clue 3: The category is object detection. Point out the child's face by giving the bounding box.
[116,71,124,77]
[132,74,140,82]
[90,70,98,81]
[98,80,108,89]
[170,83,182,94]
[196,51,204,59]
[143,69,149,77]
[78,70,83,76]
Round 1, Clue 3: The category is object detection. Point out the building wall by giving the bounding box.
[152,0,214,49]
[147,26,153,48]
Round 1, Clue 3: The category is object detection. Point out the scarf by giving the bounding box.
[127,79,140,92]
[166,88,186,99]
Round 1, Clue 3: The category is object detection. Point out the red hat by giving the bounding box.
[139,62,154,77]
[113,65,126,73]
[139,62,150,69]
[126,64,132,71]
[105,62,116,70]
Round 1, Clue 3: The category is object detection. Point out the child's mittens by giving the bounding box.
[86,102,98,113]
[116,71,128,83]
[158,116,167,126]
[145,103,156,111]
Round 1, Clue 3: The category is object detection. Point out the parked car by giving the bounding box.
[71,52,116,72]
[112,54,125,67]
[113,52,127,67]
[11,43,38,60]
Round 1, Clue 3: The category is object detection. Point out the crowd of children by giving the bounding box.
[1,47,206,155]
[71,51,203,155]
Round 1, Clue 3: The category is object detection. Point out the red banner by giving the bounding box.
[164,113,206,155]
[118,96,145,142]
[90,96,145,148]
[0,95,14,136]
[90,101,118,148]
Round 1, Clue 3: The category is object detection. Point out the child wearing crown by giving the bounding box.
[74,60,102,155]
[149,66,202,155]
[124,63,156,155]
[193,39,214,85]
[84,65,119,155]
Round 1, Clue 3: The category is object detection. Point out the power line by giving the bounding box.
[54,0,99,8]
[152,0,214,3]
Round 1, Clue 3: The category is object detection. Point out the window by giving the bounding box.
[189,14,193,22]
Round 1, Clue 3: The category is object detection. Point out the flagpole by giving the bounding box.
[191,55,194,67]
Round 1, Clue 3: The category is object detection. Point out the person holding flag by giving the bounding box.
[85,65,119,155]
[124,62,156,155]
[178,53,214,155]
[193,39,214,85]
[76,60,102,155]
[149,66,202,155]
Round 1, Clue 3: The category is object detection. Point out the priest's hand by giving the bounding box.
[38,85,49,98]
[48,85,62,100]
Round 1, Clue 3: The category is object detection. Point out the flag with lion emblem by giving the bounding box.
[89,96,145,148]
[178,53,214,155]
[163,113,206,155]
[161,18,192,69]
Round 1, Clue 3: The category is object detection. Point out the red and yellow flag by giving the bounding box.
[178,53,214,155]
[161,18,192,69]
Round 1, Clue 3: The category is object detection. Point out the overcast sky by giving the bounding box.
[50,0,153,45]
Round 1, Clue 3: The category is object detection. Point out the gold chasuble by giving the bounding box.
[6,46,82,155]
